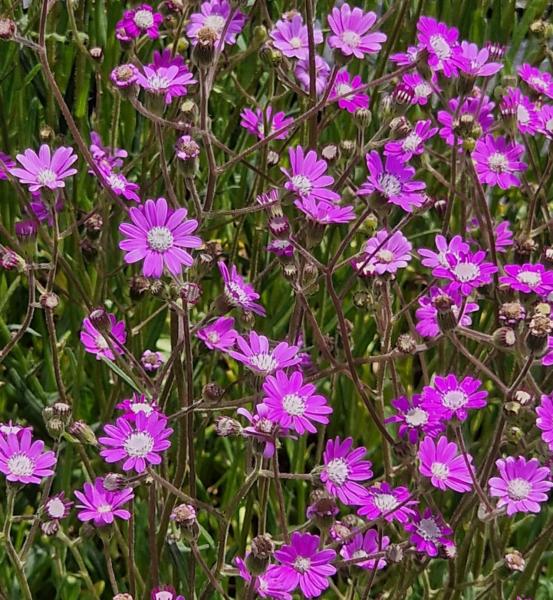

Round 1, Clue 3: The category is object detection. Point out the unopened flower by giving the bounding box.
[111,64,139,89]
[404,508,453,557]
[11,145,78,192]
[151,587,185,600]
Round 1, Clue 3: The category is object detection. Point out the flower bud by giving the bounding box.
[389,116,411,138]
[15,219,38,243]
[526,312,552,356]
[89,46,104,62]
[40,292,60,310]
[202,382,224,404]
[175,135,200,177]
[306,490,339,531]
[0,248,22,271]
[246,534,274,575]
[103,472,128,492]
[339,139,356,156]
[110,64,139,98]
[80,238,98,261]
[0,17,16,39]
[492,327,517,350]
[43,407,65,439]
[53,402,72,424]
[252,25,267,46]
[433,294,457,332]
[504,550,525,573]
[89,307,110,331]
[68,420,98,446]
[514,236,537,262]
[84,212,104,238]
[129,275,150,300]
[41,520,59,536]
[170,503,199,541]
[385,544,404,563]
[79,522,97,539]
[391,83,414,107]
[180,99,199,124]
[192,27,218,68]
[113,594,134,600]
[215,416,242,437]
[354,108,372,129]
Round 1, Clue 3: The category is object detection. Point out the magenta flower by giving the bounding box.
[404,508,453,557]
[518,63,553,99]
[27,192,63,225]
[437,96,495,145]
[267,239,294,258]
[235,556,291,600]
[282,146,340,203]
[384,119,438,162]
[197,316,238,351]
[110,63,139,89]
[418,234,469,270]
[272,532,336,598]
[386,394,444,444]
[340,530,390,570]
[452,41,503,77]
[151,587,185,600]
[500,88,539,134]
[357,482,418,523]
[116,4,163,41]
[416,286,479,338]
[103,169,141,203]
[401,72,434,105]
[321,436,372,505]
[416,16,459,77]
[119,197,202,278]
[261,370,332,435]
[390,45,422,66]
[90,131,127,171]
[136,55,196,105]
[44,493,72,521]
[0,151,16,179]
[238,404,295,458]
[269,14,323,60]
[229,331,301,376]
[539,104,553,138]
[329,69,369,113]
[218,261,265,316]
[295,197,355,224]
[500,263,553,296]
[74,477,134,526]
[488,456,553,515]
[536,394,553,452]
[358,151,426,213]
[494,221,514,253]
[421,374,488,422]
[116,393,160,421]
[351,229,412,277]
[432,249,498,296]
[0,430,56,484]
[141,349,164,372]
[419,436,473,493]
[327,3,386,59]
[80,313,126,360]
[99,412,173,474]
[240,106,292,140]
[472,134,527,189]
[295,55,330,96]
[11,145,78,192]
[186,0,247,48]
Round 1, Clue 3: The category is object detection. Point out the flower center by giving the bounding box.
[517,270,541,286]
[325,458,349,486]
[403,133,422,152]
[124,432,154,457]
[97,503,112,514]
[414,82,432,98]
[289,36,303,49]
[37,169,57,185]
[108,174,126,191]
[507,477,532,500]
[405,407,428,427]
[207,331,220,343]
[291,174,313,195]
[487,152,509,173]
[453,262,480,282]
[7,453,35,476]
[147,226,174,252]
[134,9,154,29]
[431,462,450,480]
[530,75,547,91]
[378,173,402,197]
[130,402,154,415]
[442,390,467,410]
[374,493,399,512]
[249,353,277,374]
[225,281,250,306]
[95,335,109,350]
[257,418,273,433]
[147,74,171,92]
[352,549,369,560]
[341,30,361,48]
[376,249,395,263]
[46,497,66,519]
[516,105,529,124]
[335,83,352,96]
[417,517,441,541]
[429,35,451,59]
[204,14,225,33]
[282,393,306,416]
[293,556,312,573]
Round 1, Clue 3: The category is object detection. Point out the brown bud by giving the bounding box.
[192,27,218,68]
[214,416,242,437]
[89,47,104,62]
[492,327,517,349]
[202,382,224,404]
[41,520,59,536]
[84,212,104,237]
[396,333,417,354]
[499,302,526,326]
[504,550,525,572]
[385,544,404,563]
[89,307,110,331]
[180,282,202,305]
[0,17,16,39]
[246,534,275,575]
[40,292,60,310]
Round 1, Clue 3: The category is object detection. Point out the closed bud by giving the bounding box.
[0,17,16,39]
[41,520,59,536]
[252,25,267,46]
[385,544,404,563]
[514,236,537,261]
[103,472,128,492]
[192,27,218,68]
[391,83,414,106]
[433,294,457,332]
[505,425,524,444]
[485,41,506,62]
[493,326,517,349]
[52,402,71,424]
[89,307,110,331]
[354,108,372,128]
[202,382,224,404]
[247,534,274,575]
[89,46,103,62]
[330,521,352,542]
[462,137,476,152]
[180,99,199,124]
[0,248,23,271]
[306,491,338,531]
[389,116,411,138]
[267,150,280,166]
[321,144,339,163]
[129,275,150,300]
[439,541,457,559]
[113,595,134,600]
[180,282,202,305]
[504,550,525,572]
[68,420,98,446]
[84,212,104,237]
[170,503,199,541]
[503,400,522,420]
[15,219,38,242]
[526,312,552,355]
[40,292,60,310]
[282,262,298,281]
[268,215,290,239]
[513,389,533,407]
[353,290,370,308]
[39,125,55,142]
[215,416,242,437]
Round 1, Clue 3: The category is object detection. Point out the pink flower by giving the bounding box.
[321,436,372,505]
[294,197,355,224]
[329,69,369,113]
[141,349,164,372]
[0,151,15,180]
[500,88,539,135]
[418,234,470,270]
[386,394,444,443]
[518,63,553,99]
[357,482,418,523]
[237,404,294,458]
[0,430,56,484]
[235,556,291,600]
[11,145,78,192]
[416,16,459,77]
[74,477,134,526]
[494,221,514,253]
[500,263,553,296]
[340,530,390,570]
[186,0,247,49]
[488,456,553,515]
[419,436,473,493]
[218,261,265,316]
[89,131,127,171]
[116,393,160,421]
[103,169,141,203]
[404,508,453,557]
[119,197,202,278]
[80,313,127,360]
[240,106,293,140]
[116,4,163,41]
[99,412,173,474]
[472,134,527,189]
[432,249,498,296]
[351,229,412,277]
[136,53,196,105]
[437,95,495,146]
[282,146,340,203]
[269,14,323,60]
[539,104,553,138]
[197,316,238,351]
[452,41,503,77]
[229,331,301,376]
[401,72,435,105]
[536,394,553,452]
[384,119,438,162]
[421,374,488,422]
[295,55,330,96]
[261,370,332,435]
[390,45,423,66]
[110,63,139,88]
[327,3,386,59]
[44,493,72,520]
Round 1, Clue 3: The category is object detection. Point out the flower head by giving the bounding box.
[44,493,72,520]
[401,72,435,106]
[234,557,291,600]
[141,349,164,372]
[282,146,340,203]
[74,477,134,526]
[11,145,78,192]
[472,134,527,189]
[494,221,514,253]
[186,0,247,48]
[116,4,163,41]
[404,508,453,557]
[384,119,438,163]
[329,69,369,113]
[418,435,473,492]
[269,14,323,60]
[80,313,126,360]
[197,316,238,351]
[218,262,265,315]
[500,263,553,296]
[136,53,196,104]
[386,394,444,443]
[111,63,139,89]
[418,234,470,270]
[294,197,355,224]
[116,393,160,421]
[340,530,390,570]
[416,16,459,77]
[240,106,292,140]
[453,41,503,77]
[437,95,495,146]
[357,482,418,523]
[229,331,301,376]
[0,430,56,484]
[536,394,553,452]
[295,55,330,96]
[89,131,127,172]
[421,374,487,422]
[328,4,386,59]
[151,586,185,600]
[432,249,498,296]
[539,104,553,138]
[103,169,141,203]
[351,229,412,277]
[518,63,553,98]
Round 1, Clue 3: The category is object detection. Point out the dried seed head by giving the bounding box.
[396,333,417,354]
[41,520,59,536]
[0,17,16,39]
[202,382,225,404]
[504,550,526,572]
[514,236,538,259]
[180,282,202,305]
[246,533,275,575]
[40,292,60,310]
[89,307,110,331]
[129,275,150,300]
[526,311,553,355]
[321,144,339,162]
[386,544,404,563]
[171,503,199,540]
[499,302,526,326]
[389,116,411,137]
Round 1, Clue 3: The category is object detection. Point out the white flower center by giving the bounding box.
[291,174,313,195]
[249,353,277,374]
[258,418,273,433]
[46,497,66,519]
[97,503,112,514]
[335,83,352,96]
[546,118,553,133]
[403,133,422,152]
[405,407,428,427]
[134,9,154,29]
[37,169,57,185]
[374,493,399,512]
[147,74,170,92]
[207,331,220,343]
[376,249,395,263]
[108,173,126,192]
[225,281,250,306]
[130,402,154,415]
[204,14,225,33]
[341,30,361,48]
[272,240,291,249]
[507,477,532,500]
[417,516,441,541]
[294,556,312,573]
[325,457,349,486]
[7,453,35,476]
[282,393,306,416]
[530,75,547,92]
[429,35,451,59]
[147,226,174,252]
[453,262,480,282]
[124,432,154,457]
[517,270,541,286]
[414,82,432,98]
[352,549,369,560]
[442,390,467,410]
[95,335,109,350]
[487,152,509,172]
[516,104,529,124]
[378,173,401,197]
[154,593,174,600]
[289,36,303,49]
[431,461,450,480]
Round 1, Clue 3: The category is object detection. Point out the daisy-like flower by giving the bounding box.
[0,430,56,484]
[358,151,426,213]
[74,477,134,526]
[418,234,470,270]
[536,394,553,452]
[385,394,444,444]
[329,69,369,113]
[89,131,127,171]
[401,72,435,106]
[103,168,141,203]
[99,412,173,474]
[500,88,539,135]
[419,436,473,492]
[517,63,553,99]
[237,404,294,458]
[404,508,453,557]
[500,264,553,296]
[261,370,332,435]
[116,393,160,421]
[357,482,418,523]
[340,530,390,570]
[415,286,479,338]
[390,45,422,66]
[488,456,553,515]
[119,197,202,278]
[282,146,340,204]
[437,95,495,146]
[351,229,412,277]
[186,0,247,48]
[235,556,292,600]
[295,55,330,96]
[141,349,164,372]
[80,313,127,360]
[229,331,301,376]
[327,3,386,59]
[294,197,355,224]
[11,145,78,192]
[433,249,498,296]
[384,119,438,162]
[421,374,488,422]
[44,493,72,521]
[151,586,185,600]
[239,106,293,140]
[272,532,336,599]
[452,41,503,78]
[196,316,238,351]
[136,56,196,105]
[0,421,32,437]
[321,436,372,505]
[0,151,16,179]
[116,4,163,41]
[538,104,553,138]
[472,134,527,189]
[494,221,514,253]
[218,262,265,316]
[269,14,323,60]
[416,16,459,77]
